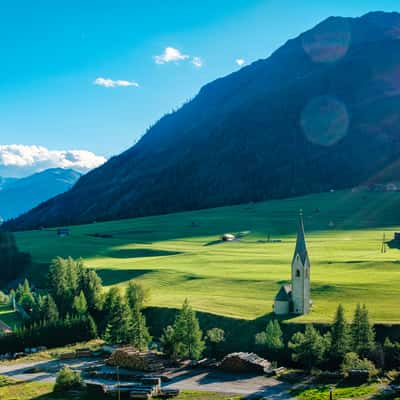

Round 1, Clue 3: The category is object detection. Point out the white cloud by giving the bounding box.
[154,47,189,64]
[191,56,203,68]
[236,58,245,66]
[0,145,107,178]
[94,77,139,88]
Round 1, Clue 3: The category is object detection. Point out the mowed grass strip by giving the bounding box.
[15,189,400,323]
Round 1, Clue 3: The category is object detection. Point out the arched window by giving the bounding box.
[296,269,300,277]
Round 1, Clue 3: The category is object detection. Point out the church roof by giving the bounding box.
[293,210,308,265]
[275,284,292,301]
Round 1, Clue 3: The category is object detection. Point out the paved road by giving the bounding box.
[0,358,295,399]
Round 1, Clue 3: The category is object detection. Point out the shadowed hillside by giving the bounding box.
[9,11,400,229]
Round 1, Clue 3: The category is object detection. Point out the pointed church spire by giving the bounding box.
[293,209,308,264]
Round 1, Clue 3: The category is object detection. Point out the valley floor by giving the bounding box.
[14,189,400,323]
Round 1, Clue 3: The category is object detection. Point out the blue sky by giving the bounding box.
[2,0,400,176]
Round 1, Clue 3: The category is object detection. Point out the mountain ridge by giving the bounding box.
[7,11,400,230]
[0,168,81,221]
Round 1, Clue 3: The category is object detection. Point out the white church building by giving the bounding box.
[274,211,312,315]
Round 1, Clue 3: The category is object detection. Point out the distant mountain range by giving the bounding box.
[0,168,81,221]
[0,177,18,192]
[8,11,400,230]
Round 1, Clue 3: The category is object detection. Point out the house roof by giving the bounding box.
[275,284,292,301]
[0,320,12,334]
[293,210,308,265]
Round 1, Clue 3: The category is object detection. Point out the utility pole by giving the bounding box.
[381,233,386,254]
[117,366,120,400]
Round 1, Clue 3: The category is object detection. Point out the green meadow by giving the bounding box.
[14,189,400,324]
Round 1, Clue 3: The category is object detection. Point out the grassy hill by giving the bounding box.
[14,189,400,324]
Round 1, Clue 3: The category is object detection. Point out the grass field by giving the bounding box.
[291,383,380,400]
[0,304,19,330]
[14,189,400,324]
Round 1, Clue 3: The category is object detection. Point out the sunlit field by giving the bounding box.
[15,189,400,323]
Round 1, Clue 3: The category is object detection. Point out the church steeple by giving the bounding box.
[293,209,308,265]
[291,209,311,315]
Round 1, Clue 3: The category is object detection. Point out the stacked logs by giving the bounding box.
[220,352,271,374]
[107,347,165,372]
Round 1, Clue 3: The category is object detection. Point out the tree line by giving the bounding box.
[254,303,399,376]
[1,256,400,376]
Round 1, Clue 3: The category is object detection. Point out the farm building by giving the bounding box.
[57,228,70,237]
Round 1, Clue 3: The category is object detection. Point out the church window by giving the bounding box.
[296,269,300,277]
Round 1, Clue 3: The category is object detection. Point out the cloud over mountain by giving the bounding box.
[0,144,106,177]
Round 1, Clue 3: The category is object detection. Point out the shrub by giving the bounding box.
[54,366,82,392]
[341,352,378,379]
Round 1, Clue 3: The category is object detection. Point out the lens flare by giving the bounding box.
[301,95,349,146]
[302,18,351,63]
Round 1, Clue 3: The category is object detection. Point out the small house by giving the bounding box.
[222,233,236,242]
[57,228,70,238]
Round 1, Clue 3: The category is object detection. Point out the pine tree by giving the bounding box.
[129,306,151,350]
[19,279,35,312]
[330,304,351,362]
[170,299,205,360]
[160,325,176,358]
[255,320,284,355]
[126,280,149,311]
[72,291,88,315]
[86,315,98,339]
[42,294,59,322]
[289,324,327,370]
[351,304,375,356]
[80,269,103,313]
[103,323,113,344]
[102,287,132,344]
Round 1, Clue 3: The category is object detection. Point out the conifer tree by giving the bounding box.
[80,269,103,313]
[73,291,88,315]
[351,304,375,356]
[255,320,284,354]
[42,294,59,322]
[165,299,205,360]
[126,280,149,311]
[330,304,351,362]
[102,287,132,343]
[129,306,151,350]
[289,324,327,370]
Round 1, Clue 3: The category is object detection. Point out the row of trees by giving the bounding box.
[2,256,219,361]
[255,304,393,375]
[3,257,152,353]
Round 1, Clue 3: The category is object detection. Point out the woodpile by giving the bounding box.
[220,352,271,374]
[59,351,76,360]
[76,348,92,358]
[107,347,165,371]
[85,378,173,400]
